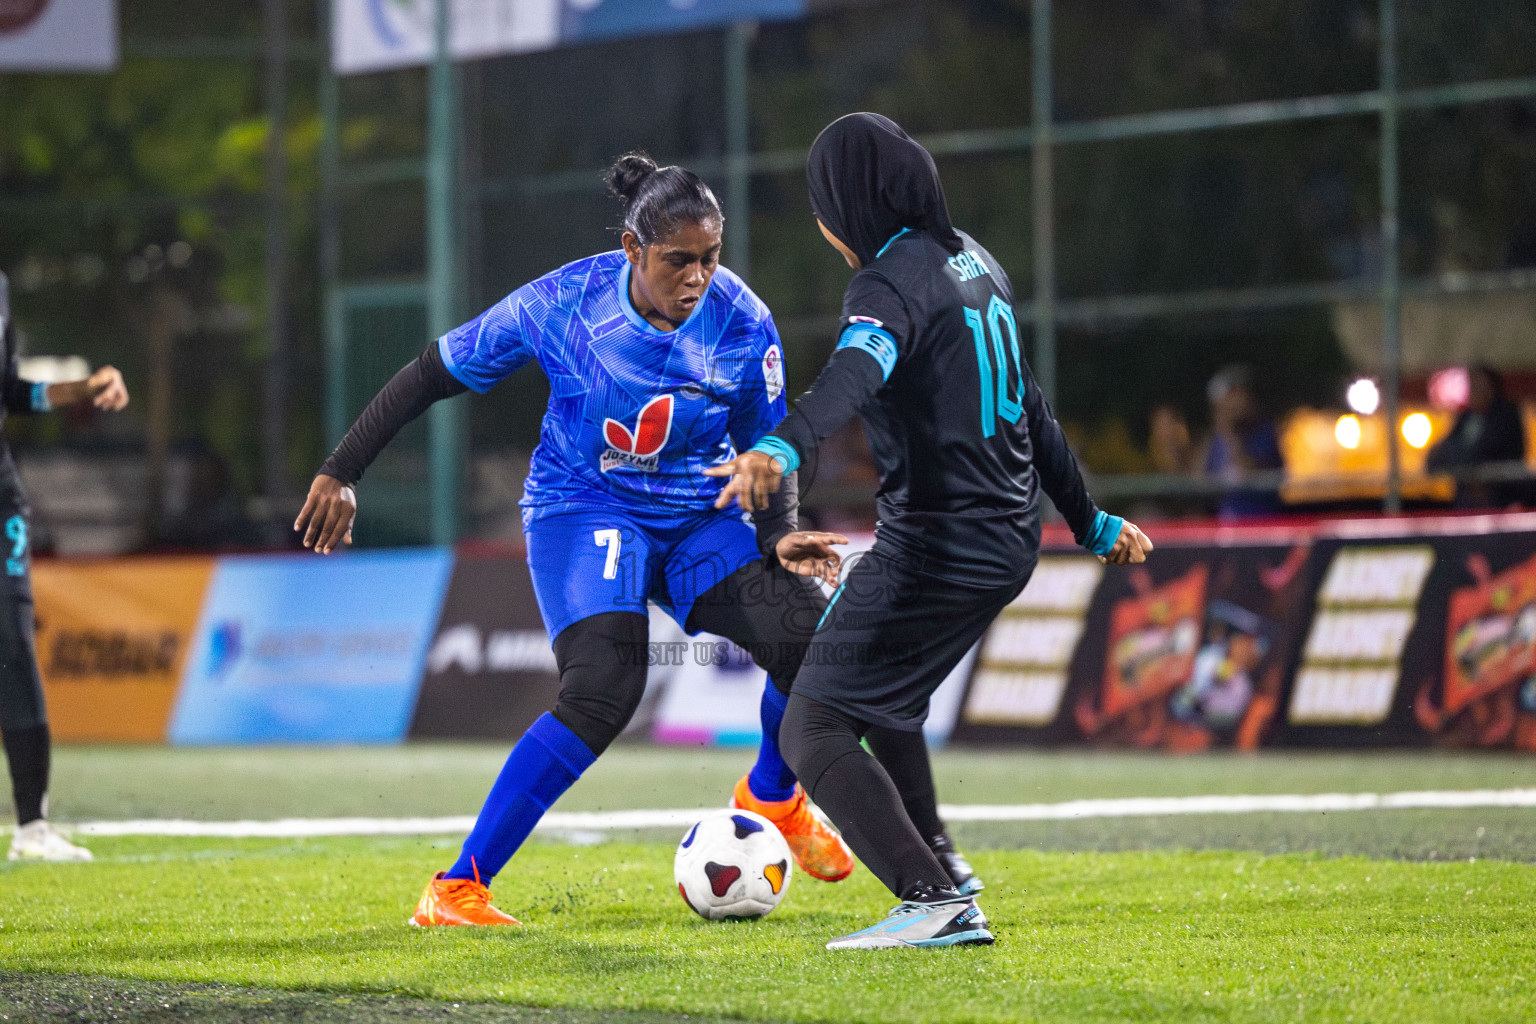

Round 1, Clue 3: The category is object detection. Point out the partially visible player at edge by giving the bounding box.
[0,271,131,861]
[707,113,1154,950]
[294,154,981,925]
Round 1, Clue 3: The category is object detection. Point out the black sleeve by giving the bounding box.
[751,470,799,563]
[768,348,886,471]
[319,343,468,486]
[1022,362,1102,546]
[766,271,909,470]
[0,309,37,416]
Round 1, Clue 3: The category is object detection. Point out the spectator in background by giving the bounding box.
[1203,364,1283,520]
[1427,364,1527,509]
[1149,404,1195,475]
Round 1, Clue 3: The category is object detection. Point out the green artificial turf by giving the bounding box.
[1,835,1533,1023]
[35,743,1536,821]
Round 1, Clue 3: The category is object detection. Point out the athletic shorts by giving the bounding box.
[524,504,762,641]
[792,544,1028,731]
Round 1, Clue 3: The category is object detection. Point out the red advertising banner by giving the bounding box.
[1416,549,1536,749]
[955,513,1536,751]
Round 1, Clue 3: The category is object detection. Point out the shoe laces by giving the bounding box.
[440,858,493,913]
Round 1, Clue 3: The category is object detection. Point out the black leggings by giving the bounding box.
[0,587,49,824]
[548,559,826,755]
[779,692,952,900]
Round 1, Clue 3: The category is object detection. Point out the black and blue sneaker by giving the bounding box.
[929,831,984,895]
[825,885,993,950]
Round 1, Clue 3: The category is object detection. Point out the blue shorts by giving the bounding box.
[524,505,762,640]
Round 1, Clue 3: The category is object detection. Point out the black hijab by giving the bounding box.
[806,112,965,266]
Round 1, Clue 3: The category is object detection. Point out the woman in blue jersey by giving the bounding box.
[294,154,979,925]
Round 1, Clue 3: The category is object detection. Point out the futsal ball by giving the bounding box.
[674,809,793,920]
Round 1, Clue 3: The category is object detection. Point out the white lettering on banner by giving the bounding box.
[964,670,1070,726]
[334,0,560,75]
[963,557,1102,727]
[982,617,1085,668]
[1290,545,1436,725]
[428,624,556,675]
[428,624,482,673]
[1302,609,1417,662]
[0,0,117,72]
[1317,547,1435,606]
[485,630,557,672]
[248,630,411,663]
[1008,559,1104,613]
[1289,668,1399,725]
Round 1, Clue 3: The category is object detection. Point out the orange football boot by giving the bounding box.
[731,775,854,882]
[410,863,521,927]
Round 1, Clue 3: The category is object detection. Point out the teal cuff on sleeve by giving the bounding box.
[1085,510,1125,558]
[29,382,50,412]
[749,435,801,475]
[835,324,899,381]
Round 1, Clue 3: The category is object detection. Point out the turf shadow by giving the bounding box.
[0,972,764,1024]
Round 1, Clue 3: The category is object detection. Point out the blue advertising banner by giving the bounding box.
[335,0,805,75]
[561,0,802,47]
[169,549,454,744]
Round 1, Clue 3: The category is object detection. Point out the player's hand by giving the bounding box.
[84,366,129,411]
[1100,520,1154,565]
[776,531,850,586]
[294,474,356,554]
[704,450,784,512]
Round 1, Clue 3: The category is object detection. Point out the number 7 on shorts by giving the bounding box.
[593,529,621,580]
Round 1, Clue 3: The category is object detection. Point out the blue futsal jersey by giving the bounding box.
[438,251,788,524]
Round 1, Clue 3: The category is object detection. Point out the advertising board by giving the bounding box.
[169,549,452,744]
[33,556,213,741]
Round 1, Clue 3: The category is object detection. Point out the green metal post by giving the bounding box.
[261,0,290,529]
[724,21,753,280]
[427,0,463,545]
[1031,0,1057,407]
[319,0,345,449]
[1380,0,1402,514]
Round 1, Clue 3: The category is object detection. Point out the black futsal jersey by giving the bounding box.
[0,274,45,586]
[767,229,1106,586]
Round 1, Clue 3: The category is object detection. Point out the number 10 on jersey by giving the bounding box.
[965,295,1025,438]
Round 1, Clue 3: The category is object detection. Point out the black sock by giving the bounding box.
[780,695,954,898]
[807,749,953,897]
[865,725,945,840]
[2,723,49,825]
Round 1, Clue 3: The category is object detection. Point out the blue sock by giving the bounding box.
[746,681,798,802]
[446,713,596,882]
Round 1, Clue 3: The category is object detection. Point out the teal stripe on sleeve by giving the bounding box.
[836,324,899,381]
[1086,511,1125,558]
[748,435,801,474]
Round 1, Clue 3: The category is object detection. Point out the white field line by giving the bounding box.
[64,788,1536,839]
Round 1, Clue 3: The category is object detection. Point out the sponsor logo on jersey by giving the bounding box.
[601,394,673,472]
[846,315,884,327]
[762,344,785,402]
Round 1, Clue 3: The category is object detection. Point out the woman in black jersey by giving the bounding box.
[708,113,1153,949]
[0,271,130,861]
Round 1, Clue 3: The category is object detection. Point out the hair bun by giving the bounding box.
[607,152,659,205]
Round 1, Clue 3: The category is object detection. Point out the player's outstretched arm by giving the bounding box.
[1100,519,1154,565]
[295,474,356,555]
[705,450,784,512]
[707,347,886,513]
[774,530,851,586]
[43,366,130,412]
[298,342,468,553]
